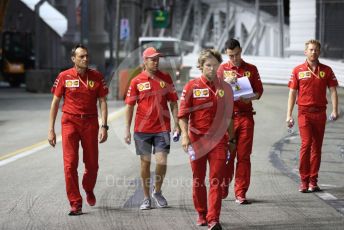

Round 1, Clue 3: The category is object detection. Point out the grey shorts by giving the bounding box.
[133,132,171,155]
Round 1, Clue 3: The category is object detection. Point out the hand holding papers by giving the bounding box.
[226,77,255,101]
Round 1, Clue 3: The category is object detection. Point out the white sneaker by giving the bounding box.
[140,198,151,210]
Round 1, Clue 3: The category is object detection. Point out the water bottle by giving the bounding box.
[188,145,196,161]
[328,114,334,121]
[173,131,180,142]
[287,119,294,134]
[226,150,230,165]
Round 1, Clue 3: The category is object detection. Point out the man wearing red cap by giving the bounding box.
[286,39,338,193]
[124,47,180,210]
[48,44,109,215]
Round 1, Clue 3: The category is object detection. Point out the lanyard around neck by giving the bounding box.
[200,77,218,96]
[307,66,320,79]
[78,73,89,88]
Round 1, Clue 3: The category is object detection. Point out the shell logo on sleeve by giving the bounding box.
[65,80,79,87]
[137,82,151,91]
[193,88,209,98]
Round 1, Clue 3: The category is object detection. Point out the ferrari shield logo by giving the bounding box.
[218,89,224,97]
[88,80,95,88]
[234,84,241,91]
[319,71,325,78]
[160,81,166,88]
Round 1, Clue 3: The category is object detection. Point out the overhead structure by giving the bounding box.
[142,0,288,57]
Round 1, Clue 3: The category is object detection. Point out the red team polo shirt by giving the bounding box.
[288,61,338,107]
[217,60,263,112]
[178,76,233,136]
[51,67,108,115]
[125,70,178,133]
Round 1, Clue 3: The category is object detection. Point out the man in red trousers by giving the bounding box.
[48,44,109,215]
[286,39,338,193]
[217,38,263,204]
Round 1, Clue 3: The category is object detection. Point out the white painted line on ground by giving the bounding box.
[319,184,338,188]
[284,136,298,141]
[0,107,126,167]
[317,192,338,201]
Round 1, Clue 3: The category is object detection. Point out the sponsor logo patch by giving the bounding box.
[224,70,236,78]
[244,71,251,77]
[193,88,209,98]
[137,82,151,91]
[298,71,311,79]
[65,80,79,87]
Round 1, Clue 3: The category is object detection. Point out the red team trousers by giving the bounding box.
[61,113,99,207]
[190,140,227,223]
[298,107,326,185]
[224,114,254,198]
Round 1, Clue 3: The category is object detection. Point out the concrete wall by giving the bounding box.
[287,0,316,55]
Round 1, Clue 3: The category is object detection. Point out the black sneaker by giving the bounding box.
[308,185,321,192]
[208,221,222,230]
[69,206,82,216]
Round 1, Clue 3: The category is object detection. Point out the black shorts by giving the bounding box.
[133,132,171,155]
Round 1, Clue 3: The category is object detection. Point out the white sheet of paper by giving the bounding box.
[229,77,255,101]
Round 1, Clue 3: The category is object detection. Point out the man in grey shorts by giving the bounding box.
[124,47,180,210]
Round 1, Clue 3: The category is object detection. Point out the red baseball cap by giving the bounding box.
[142,47,161,59]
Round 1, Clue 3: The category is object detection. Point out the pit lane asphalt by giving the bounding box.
[0,84,343,229]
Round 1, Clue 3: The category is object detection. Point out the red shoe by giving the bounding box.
[86,191,96,206]
[69,205,82,216]
[208,221,222,230]
[196,213,207,226]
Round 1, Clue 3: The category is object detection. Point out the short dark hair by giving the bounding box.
[71,44,88,57]
[224,38,241,50]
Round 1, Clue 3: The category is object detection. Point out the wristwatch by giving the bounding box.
[229,138,236,144]
[101,125,109,130]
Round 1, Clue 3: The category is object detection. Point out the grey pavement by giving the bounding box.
[0,84,343,229]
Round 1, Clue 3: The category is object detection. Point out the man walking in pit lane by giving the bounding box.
[217,38,264,204]
[48,44,109,215]
[286,39,338,193]
[124,47,180,210]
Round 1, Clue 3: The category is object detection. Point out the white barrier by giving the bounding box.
[183,53,344,87]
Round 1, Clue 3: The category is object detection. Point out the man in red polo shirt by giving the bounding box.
[124,47,179,210]
[48,44,109,215]
[286,39,338,193]
[217,38,263,204]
